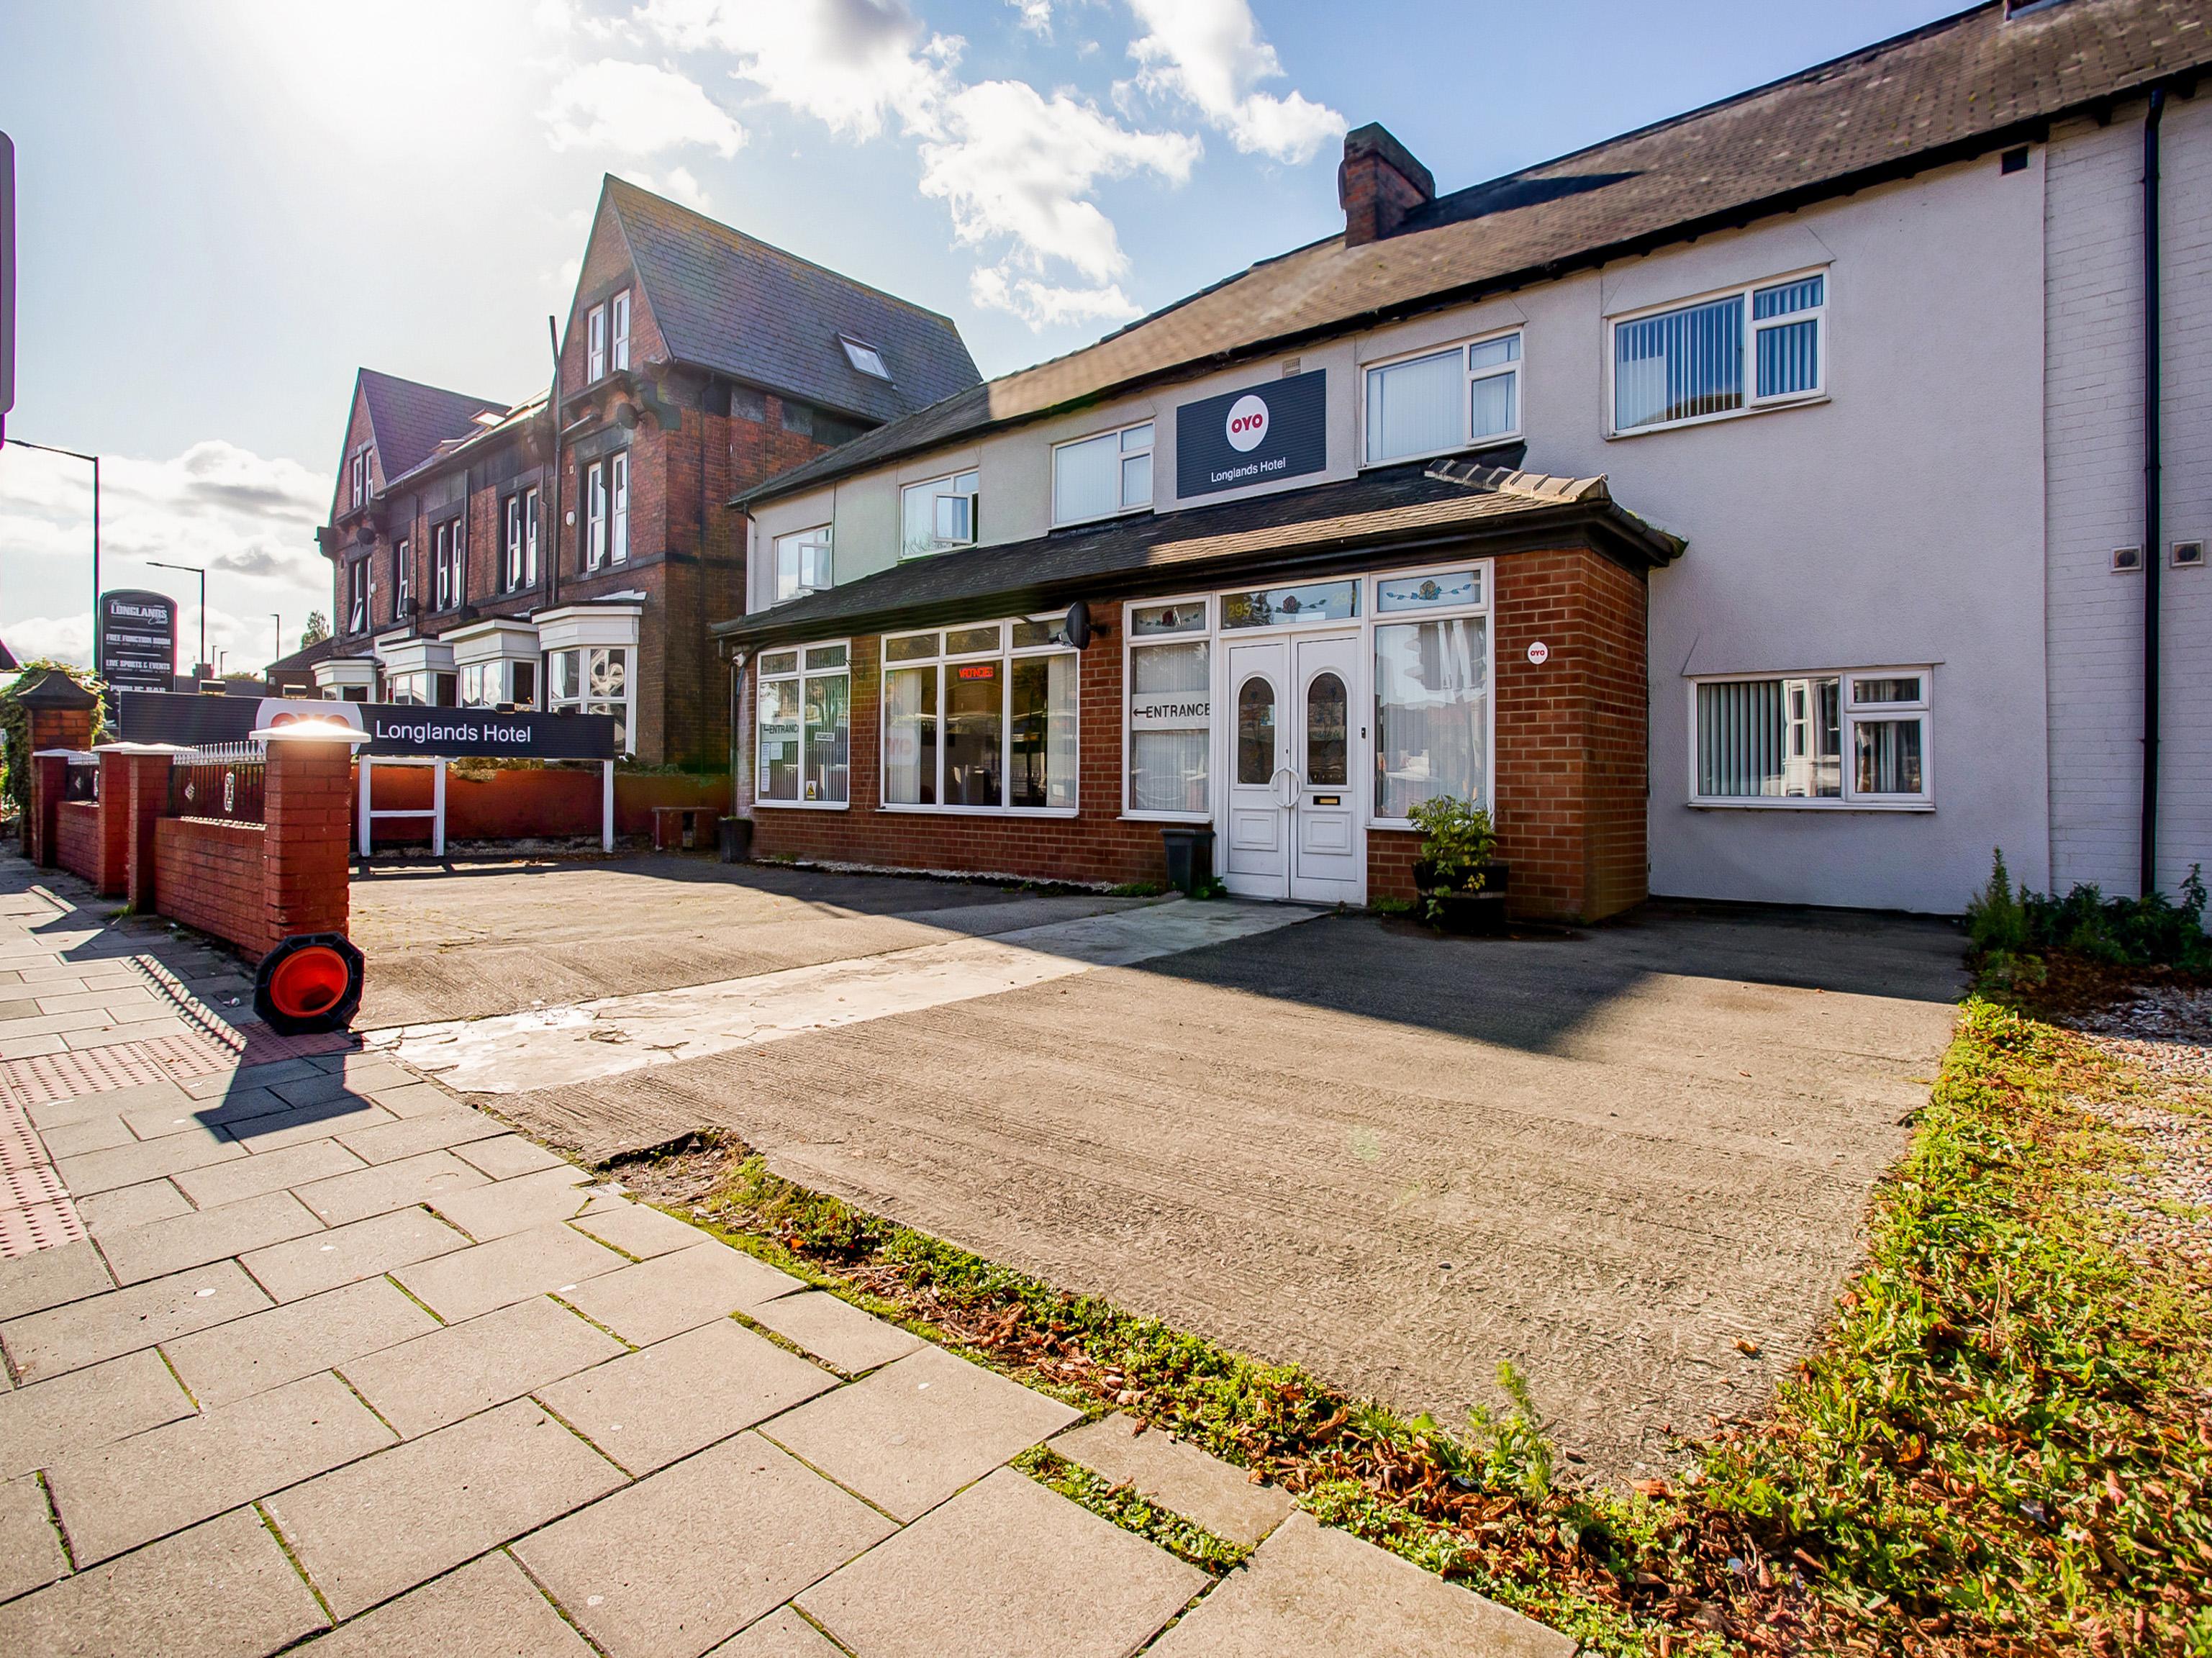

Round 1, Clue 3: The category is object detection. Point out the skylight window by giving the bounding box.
[840,337,892,381]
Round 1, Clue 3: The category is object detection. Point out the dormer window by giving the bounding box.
[840,337,892,381]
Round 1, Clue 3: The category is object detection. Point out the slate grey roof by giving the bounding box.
[358,370,508,481]
[745,0,2212,507]
[603,177,980,425]
[715,458,1682,647]
[266,635,339,677]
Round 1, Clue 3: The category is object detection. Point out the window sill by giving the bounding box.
[1120,811,1211,825]
[879,804,1079,819]
[1687,797,1933,813]
[751,799,851,812]
[1608,394,1828,440]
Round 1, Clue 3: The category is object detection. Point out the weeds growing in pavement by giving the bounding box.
[670,995,2212,1656]
[1012,1446,1251,1575]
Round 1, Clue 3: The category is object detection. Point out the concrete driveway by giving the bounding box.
[357,861,1963,1487]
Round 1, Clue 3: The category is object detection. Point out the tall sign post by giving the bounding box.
[97,590,178,695]
[1,130,15,447]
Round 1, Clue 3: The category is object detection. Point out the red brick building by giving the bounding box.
[298,177,978,766]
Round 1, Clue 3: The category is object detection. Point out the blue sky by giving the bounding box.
[0,0,1964,669]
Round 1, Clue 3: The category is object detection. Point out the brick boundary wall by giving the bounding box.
[746,543,1652,920]
[153,817,268,953]
[31,735,357,963]
[53,802,103,890]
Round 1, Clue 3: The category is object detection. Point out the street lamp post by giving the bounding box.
[0,438,99,643]
[145,558,205,681]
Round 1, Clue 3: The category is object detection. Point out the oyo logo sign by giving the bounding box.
[1225,394,1269,453]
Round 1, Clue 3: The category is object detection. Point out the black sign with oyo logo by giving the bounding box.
[1174,370,1326,499]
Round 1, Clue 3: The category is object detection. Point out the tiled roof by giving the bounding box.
[266,635,339,676]
[603,177,981,425]
[358,370,509,481]
[715,458,1682,645]
[379,395,548,494]
[746,0,2212,505]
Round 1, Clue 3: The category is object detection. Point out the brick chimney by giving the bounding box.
[1338,123,1435,248]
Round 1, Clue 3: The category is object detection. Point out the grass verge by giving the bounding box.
[669,995,2210,1655]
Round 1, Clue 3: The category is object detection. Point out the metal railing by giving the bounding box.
[167,741,266,823]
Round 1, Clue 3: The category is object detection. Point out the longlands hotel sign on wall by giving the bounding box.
[1174,371,1326,499]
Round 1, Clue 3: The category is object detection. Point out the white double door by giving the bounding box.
[1220,632,1364,904]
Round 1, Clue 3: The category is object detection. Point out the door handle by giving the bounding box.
[1271,766,1299,810]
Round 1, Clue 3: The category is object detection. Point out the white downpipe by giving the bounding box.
[602,760,615,853]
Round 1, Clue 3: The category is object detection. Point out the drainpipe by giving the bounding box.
[2141,86,2167,898]
[545,315,563,615]
[727,646,753,820]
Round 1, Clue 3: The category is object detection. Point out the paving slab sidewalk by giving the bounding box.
[0,858,1566,1654]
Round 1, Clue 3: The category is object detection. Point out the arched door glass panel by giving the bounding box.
[1305,671,1348,787]
[1236,677,1277,785]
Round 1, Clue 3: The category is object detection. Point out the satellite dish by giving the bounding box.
[1063,599,1092,651]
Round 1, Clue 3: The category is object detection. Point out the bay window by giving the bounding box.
[1372,566,1492,820]
[1364,331,1522,466]
[1125,599,1210,817]
[460,661,537,710]
[548,645,634,753]
[900,468,979,560]
[1613,271,1826,434]
[775,526,831,603]
[1053,422,1153,525]
[880,621,1076,812]
[1692,668,1929,806]
[756,643,849,806]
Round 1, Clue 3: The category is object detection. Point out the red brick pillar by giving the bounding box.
[124,752,173,914]
[93,751,134,896]
[263,736,355,953]
[27,753,66,869]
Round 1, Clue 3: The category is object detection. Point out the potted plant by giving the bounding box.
[1407,796,1509,933]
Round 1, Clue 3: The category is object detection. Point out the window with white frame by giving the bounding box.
[548,646,635,753]
[1692,668,1929,805]
[774,526,832,603]
[880,620,1077,812]
[393,538,411,612]
[504,489,540,592]
[756,643,850,805]
[585,462,608,569]
[609,452,630,564]
[1053,422,1153,525]
[432,517,463,610]
[1125,599,1211,817]
[346,558,368,634]
[900,468,979,560]
[609,289,630,373]
[1613,271,1826,434]
[460,660,537,710]
[1364,332,1522,466]
[1372,565,1492,820]
[348,450,368,510]
[840,336,892,380]
[586,303,607,382]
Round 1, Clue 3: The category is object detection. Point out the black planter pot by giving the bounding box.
[1410,859,1511,935]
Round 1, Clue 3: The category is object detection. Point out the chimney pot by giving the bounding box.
[1338,122,1436,248]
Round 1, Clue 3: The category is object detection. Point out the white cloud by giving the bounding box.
[0,441,331,672]
[640,0,956,140]
[1125,0,1343,165]
[920,80,1197,286]
[615,163,712,210]
[543,58,748,158]
[970,265,1140,327]
[1006,0,1053,37]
